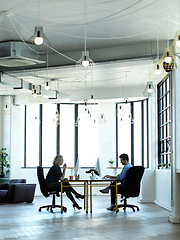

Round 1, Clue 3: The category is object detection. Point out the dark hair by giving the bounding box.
[119,153,129,161]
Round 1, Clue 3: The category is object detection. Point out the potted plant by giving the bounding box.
[86,169,99,180]
[109,159,114,167]
[0,148,10,177]
[157,163,167,169]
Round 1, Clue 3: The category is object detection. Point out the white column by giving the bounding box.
[168,65,180,223]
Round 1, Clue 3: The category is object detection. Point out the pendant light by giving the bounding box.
[29,0,49,49]
[45,81,50,90]
[34,26,44,45]
[143,81,155,97]
[155,64,161,75]
[78,21,93,67]
[164,51,172,64]
[4,104,8,111]
[176,35,180,47]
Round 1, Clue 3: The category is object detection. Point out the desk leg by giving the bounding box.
[61,181,63,214]
[115,181,118,213]
[86,181,88,213]
[83,182,86,209]
[90,181,92,214]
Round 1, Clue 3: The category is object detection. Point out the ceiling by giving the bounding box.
[0,0,180,103]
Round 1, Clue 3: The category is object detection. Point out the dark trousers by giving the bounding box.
[110,182,125,205]
[46,180,77,203]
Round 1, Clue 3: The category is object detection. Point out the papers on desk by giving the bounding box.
[100,178,116,181]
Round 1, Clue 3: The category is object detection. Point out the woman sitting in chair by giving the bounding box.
[46,154,84,210]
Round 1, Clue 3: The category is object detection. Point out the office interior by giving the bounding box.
[0,0,180,227]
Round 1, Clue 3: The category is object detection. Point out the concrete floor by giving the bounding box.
[0,195,180,240]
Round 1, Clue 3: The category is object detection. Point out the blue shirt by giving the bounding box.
[117,162,132,183]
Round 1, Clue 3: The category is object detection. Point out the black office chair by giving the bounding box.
[116,166,145,212]
[37,166,67,213]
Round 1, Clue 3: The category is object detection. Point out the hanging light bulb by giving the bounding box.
[4,104,8,111]
[82,54,90,67]
[45,81,50,90]
[147,83,153,93]
[34,26,44,45]
[155,64,161,75]
[176,35,180,47]
[32,89,37,97]
[143,81,155,97]
[164,51,172,64]
[89,94,95,103]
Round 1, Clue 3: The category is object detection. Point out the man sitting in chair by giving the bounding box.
[99,153,132,211]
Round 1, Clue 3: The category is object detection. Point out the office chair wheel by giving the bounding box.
[132,208,135,212]
[38,208,41,212]
[63,206,67,212]
[50,208,53,213]
[46,207,50,211]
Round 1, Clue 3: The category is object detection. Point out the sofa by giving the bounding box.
[0,179,36,203]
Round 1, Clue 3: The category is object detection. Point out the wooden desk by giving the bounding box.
[89,179,119,213]
[60,180,89,213]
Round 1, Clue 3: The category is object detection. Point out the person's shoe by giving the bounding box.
[106,205,115,211]
[73,203,82,211]
[99,187,110,194]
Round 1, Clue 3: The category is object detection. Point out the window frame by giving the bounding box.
[157,73,172,168]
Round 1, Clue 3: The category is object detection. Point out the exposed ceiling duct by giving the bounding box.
[0,41,45,67]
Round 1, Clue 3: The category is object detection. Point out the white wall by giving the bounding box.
[139,169,155,203]
[155,169,171,211]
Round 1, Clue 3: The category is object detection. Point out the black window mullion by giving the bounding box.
[131,102,134,165]
[74,104,78,165]
[141,101,144,166]
[57,104,60,155]
[39,104,42,166]
[116,104,118,167]
[146,99,149,168]
[24,105,27,168]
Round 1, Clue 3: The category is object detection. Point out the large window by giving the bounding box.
[117,99,149,167]
[78,104,99,167]
[157,74,172,167]
[42,104,57,167]
[59,104,75,167]
[25,104,40,167]
[24,100,149,168]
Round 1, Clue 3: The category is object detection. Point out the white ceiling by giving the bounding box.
[0,0,179,102]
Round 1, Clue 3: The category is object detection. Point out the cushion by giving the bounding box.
[9,179,26,184]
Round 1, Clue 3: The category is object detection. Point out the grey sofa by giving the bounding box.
[0,179,36,203]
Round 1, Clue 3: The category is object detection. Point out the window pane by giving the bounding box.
[26,104,39,167]
[42,104,57,167]
[157,74,172,166]
[60,104,75,167]
[143,101,148,168]
[134,102,142,166]
[78,104,99,167]
[117,103,131,163]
